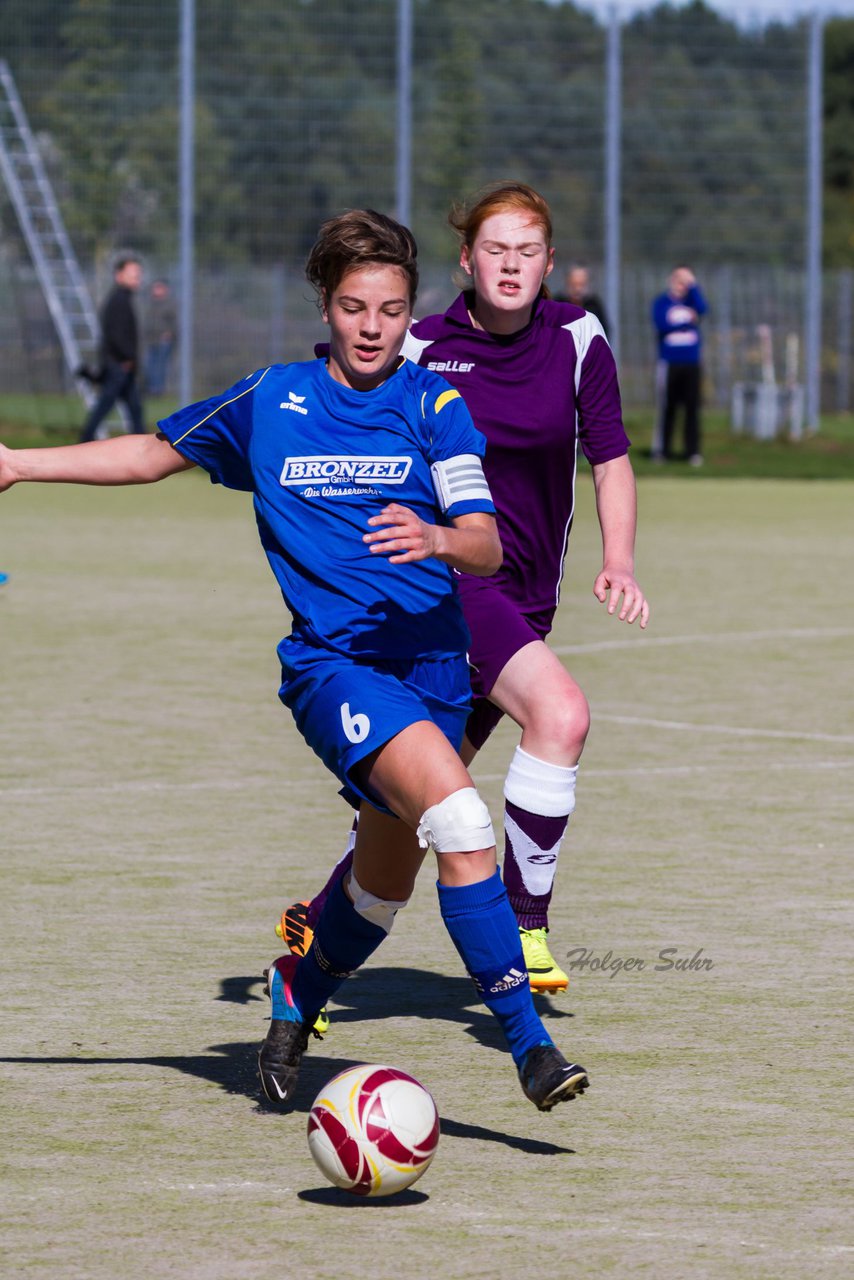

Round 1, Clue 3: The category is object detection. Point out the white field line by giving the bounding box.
[0,775,304,799]
[552,625,854,656]
[595,713,854,744]
[4,757,850,800]
[475,758,854,783]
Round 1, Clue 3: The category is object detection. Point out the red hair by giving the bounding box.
[448,181,554,251]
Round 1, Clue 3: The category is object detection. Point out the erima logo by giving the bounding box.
[280,391,308,416]
[279,456,413,486]
[427,360,475,374]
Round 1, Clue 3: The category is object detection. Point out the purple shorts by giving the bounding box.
[457,575,556,751]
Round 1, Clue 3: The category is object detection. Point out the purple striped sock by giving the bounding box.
[502,799,568,930]
[306,821,357,927]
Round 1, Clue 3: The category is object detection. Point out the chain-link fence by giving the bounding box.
[0,0,849,422]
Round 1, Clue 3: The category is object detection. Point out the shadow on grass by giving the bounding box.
[215,975,267,1003]
[1,968,578,1155]
[0,1045,575,1154]
[297,1186,429,1206]
[217,965,573,1026]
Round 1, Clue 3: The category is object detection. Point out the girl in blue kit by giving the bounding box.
[0,209,588,1113]
[283,183,649,999]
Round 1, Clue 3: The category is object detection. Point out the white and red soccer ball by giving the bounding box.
[307,1064,440,1197]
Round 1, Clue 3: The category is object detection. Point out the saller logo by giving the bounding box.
[426,360,475,374]
[280,455,413,486]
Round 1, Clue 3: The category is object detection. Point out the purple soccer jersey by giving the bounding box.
[403,292,630,612]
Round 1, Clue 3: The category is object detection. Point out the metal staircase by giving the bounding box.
[0,59,99,407]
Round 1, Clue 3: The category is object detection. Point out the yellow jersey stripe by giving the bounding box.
[434,388,461,414]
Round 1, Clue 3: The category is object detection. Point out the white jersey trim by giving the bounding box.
[562,312,608,395]
[402,330,434,363]
[431,453,491,513]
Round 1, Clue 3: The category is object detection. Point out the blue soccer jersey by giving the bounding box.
[157,358,494,663]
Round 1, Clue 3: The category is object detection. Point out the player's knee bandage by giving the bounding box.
[417,787,495,853]
[347,870,409,935]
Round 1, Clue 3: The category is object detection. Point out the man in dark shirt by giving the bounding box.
[79,255,146,442]
[554,264,610,337]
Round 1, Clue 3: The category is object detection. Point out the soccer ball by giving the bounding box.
[307,1063,440,1197]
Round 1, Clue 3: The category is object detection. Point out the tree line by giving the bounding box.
[0,0,851,270]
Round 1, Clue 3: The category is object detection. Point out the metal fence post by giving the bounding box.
[804,7,823,434]
[837,269,852,414]
[604,5,622,365]
[396,0,413,230]
[179,0,195,405]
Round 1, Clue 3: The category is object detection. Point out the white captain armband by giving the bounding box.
[430,454,492,514]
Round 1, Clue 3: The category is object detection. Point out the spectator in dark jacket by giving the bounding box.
[143,279,177,395]
[79,255,146,442]
[554,264,610,337]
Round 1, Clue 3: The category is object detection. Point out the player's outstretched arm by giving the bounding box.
[591,454,650,628]
[0,433,194,493]
[364,505,501,576]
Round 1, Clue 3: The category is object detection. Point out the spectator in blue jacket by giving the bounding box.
[651,266,707,465]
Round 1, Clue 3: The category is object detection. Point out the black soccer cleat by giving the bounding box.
[258,954,323,1107]
[518,1044,589,1112]
[258,1016,314,1107]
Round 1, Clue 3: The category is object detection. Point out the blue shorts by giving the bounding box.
[278,639,472,813]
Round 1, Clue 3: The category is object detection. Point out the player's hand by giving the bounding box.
[364,503,440,564]
[593,565,650,628]
[0,443,19,493]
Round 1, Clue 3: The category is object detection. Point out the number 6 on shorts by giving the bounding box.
[341,701,371,744]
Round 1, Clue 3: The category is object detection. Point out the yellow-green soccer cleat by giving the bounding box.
[311,1006,331,1035]
[519,927,569,995]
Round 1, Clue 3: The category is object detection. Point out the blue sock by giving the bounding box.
[292,876,386,1020]
[437,870,551,1068]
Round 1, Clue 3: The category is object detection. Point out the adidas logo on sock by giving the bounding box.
[489,967,527,994]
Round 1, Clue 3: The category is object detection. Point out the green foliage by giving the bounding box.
[622,407,854,480]
[621,5,806,265]
[0,0,850,268]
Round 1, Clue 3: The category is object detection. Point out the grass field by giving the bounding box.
[1,473,852,1279]
[3,393,854,480]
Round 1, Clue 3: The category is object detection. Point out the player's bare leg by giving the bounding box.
[261,720,588,1109]
[278,640,587,994]
[484,640,590,994]
[261,721,467,1109]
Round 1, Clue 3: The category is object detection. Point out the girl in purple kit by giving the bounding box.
[282,182,649,995]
